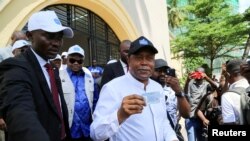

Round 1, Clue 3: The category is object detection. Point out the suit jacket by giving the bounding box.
[100,61,125,88]
[0,48,71,141]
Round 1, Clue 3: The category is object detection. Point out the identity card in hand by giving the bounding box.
[142,92,161,105]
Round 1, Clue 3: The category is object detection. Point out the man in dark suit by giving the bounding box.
[0,10,73,141]
[100,40,131,88]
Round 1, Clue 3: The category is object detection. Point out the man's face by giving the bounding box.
[67,54,84,72]
[51,59,62,69]
[120,42,130,64]
[27,30,63,60]
[61,55,67,64]
[128,48,155,83]
[92,60,97,67]
[153,67,167,85]
[13,46,29,56]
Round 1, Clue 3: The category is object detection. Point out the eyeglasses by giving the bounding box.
[69,58,83,64]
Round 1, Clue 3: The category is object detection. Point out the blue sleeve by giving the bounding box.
[92,83,100,112]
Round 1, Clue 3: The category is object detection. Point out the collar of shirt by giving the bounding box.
[30,48,49,67]
[120,59,128,73]
[31,48,51,89]
[126,72,150,90]
[120,59,127,68]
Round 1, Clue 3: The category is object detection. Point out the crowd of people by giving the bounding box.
[0,10,250,141]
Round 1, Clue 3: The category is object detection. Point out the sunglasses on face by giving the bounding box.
[69,58,83,64]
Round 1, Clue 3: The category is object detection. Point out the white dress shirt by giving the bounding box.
[120,59,128,74]
[31,48,51,89]
[222,78,249,124]
[90,72,177,141]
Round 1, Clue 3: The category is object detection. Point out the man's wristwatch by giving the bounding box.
[175,92,185,98]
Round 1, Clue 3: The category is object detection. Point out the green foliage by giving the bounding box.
[183,57,205,73]
[171,0,249,72]
[244,7,250,21]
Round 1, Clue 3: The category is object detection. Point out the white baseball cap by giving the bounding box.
[12,40,30,52]
[61,51,68,58]
[50,54,62,61]
[67,45,84,56]
[28,10,74,38]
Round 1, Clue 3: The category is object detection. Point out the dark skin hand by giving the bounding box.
[165,75,191,118]
[117,94,146,124]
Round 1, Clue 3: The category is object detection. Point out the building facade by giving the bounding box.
[0,0,171,67]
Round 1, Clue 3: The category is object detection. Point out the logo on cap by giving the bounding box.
[73,47,81,51]
[54,18,61,25]
[139,38,149,46]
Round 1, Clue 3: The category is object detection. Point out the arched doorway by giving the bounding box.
[23,4,120,67]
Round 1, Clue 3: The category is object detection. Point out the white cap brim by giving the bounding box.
[40,26,73,38]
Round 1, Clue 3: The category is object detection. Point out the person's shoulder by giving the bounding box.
[82,67,93,77]
[222,91,240,100]
[108,61,119,67]
[104,74,126,86]
[0,45,11,51]
[103,61,120,71]
[0,55,24,65]
[0,55,29,76]
[0,45,13,58]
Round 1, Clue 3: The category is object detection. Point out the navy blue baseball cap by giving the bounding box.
[129,36,158,55]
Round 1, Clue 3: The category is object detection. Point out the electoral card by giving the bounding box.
[142,91,161,105]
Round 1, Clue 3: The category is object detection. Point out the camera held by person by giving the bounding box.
[166,68,176,77]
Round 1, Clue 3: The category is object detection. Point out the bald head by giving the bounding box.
[119,40,131,64]
[196,67,205,73]
[11,31,27,45]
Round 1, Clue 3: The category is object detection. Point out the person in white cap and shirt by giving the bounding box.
[60,51,68,70]
[0,31,27,62]
[12,39,30,56]
[0,10,74,141]
[50,54,62,69]
[59,45,97,141]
